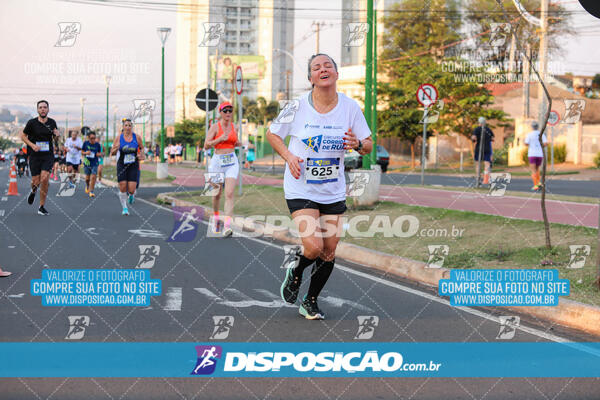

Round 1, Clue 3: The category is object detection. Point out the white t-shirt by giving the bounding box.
[524,130,547,158]
[65,137,83,164]
[270,91,371,203]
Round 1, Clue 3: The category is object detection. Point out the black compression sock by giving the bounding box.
[307,258,335,299]
[292,255,316,278]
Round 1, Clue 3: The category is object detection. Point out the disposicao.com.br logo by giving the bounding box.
[191,344,442,376]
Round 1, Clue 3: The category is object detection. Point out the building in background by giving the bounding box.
[175,0,294,122]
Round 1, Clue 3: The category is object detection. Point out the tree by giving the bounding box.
[243,96,279,125]
[0,137,16,151]
[174,117,206,146]
[463,0,573,72]
[378,0,510,167]
[593,73,600,89]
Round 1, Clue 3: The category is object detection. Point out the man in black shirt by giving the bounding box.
[471,117,494,185]
[20,100,60,215]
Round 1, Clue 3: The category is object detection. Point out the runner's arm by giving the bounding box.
[136,134,145,161]
[109,138,120,156]
[20,131,38,152]
[266,130,302,179]
[203,124,222,149]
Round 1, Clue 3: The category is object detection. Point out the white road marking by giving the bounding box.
[7,293,24,298]
[128,229,166,239]
[0,210,4,217]
[163,287,182,311]
[1,197,7,201]
[135,197,582,345]
[8,246,15,249]
[195,287,294,309]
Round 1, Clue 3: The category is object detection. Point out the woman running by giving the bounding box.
[203,101,241,237]
[110,118,144,215]
[267,54,373,320]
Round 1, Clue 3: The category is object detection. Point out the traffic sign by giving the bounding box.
[166,126,175,138]
[195,89,218,112]
[416,83,438,107]
[548,110,560,126]
[235,66,243,95]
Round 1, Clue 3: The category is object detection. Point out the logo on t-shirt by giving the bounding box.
[302,135,344,153]
[302,135,322,152]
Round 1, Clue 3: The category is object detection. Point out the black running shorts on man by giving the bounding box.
[286,199,347,215]
[29,155,54,176]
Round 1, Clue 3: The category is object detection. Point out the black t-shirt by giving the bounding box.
[23,117,57,156]
[472,126,494,153]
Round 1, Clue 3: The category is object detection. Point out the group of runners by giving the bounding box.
[19,101,143,216]
[8,54,373,320]
[13,52,546,321]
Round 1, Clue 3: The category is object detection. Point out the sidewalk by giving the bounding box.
[141,164,599,228]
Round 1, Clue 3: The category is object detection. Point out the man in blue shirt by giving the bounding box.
[82,131,102,198]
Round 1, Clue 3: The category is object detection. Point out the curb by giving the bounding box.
[156,191,600,338]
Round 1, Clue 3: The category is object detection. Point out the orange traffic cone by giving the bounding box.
[7,160,18,196]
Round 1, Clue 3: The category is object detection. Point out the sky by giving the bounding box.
[0,0,598,129]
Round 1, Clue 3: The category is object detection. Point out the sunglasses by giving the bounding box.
[221,108,233,113]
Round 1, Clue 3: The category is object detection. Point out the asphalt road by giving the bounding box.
[253,165,600,198]
[0,167,599,399]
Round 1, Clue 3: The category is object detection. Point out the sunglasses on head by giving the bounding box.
[221,108,233,113]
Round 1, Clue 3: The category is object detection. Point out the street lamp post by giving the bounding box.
[80,97,86,128]
[113,105,118,143]
[104,75,111,155]
[157,27,171,179]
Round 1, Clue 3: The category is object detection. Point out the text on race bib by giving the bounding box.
[124,154,136,164]
[87,152,95,158]
[36,141,49,152]
[219,153,235,167]
[305,158,340,184]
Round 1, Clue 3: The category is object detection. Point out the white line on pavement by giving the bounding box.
[0,210,4,216]
[163,287,182,311]
[1,197,7,201]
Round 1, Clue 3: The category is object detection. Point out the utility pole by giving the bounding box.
[362,1,373,169]
[523,42,530,118]
[538,0,549,125]
[311,21,326,53]
[113,105,117,143]
[80,97,86,128]
[285,70,291,99]
[180,83,186,120]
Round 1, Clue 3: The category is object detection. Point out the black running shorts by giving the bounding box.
[29,155,53,176]
[286,199,347,215]
[117,162,139,183]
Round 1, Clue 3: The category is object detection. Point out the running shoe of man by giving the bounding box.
[128,194,135,205]
[122,207,129,216]
[27,190,36,205]
[299,296,324,320]
[89,192,95,198]
[38,205,49,216]
[281,267,301,304]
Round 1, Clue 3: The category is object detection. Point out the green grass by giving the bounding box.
[102,165,175,184]
[164,184,600,305]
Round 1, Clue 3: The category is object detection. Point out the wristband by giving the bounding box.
[356,139,363,152]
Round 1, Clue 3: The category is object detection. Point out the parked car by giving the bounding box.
[0,151,5,162]
[343,145,390,173]
[344,149,361,170]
